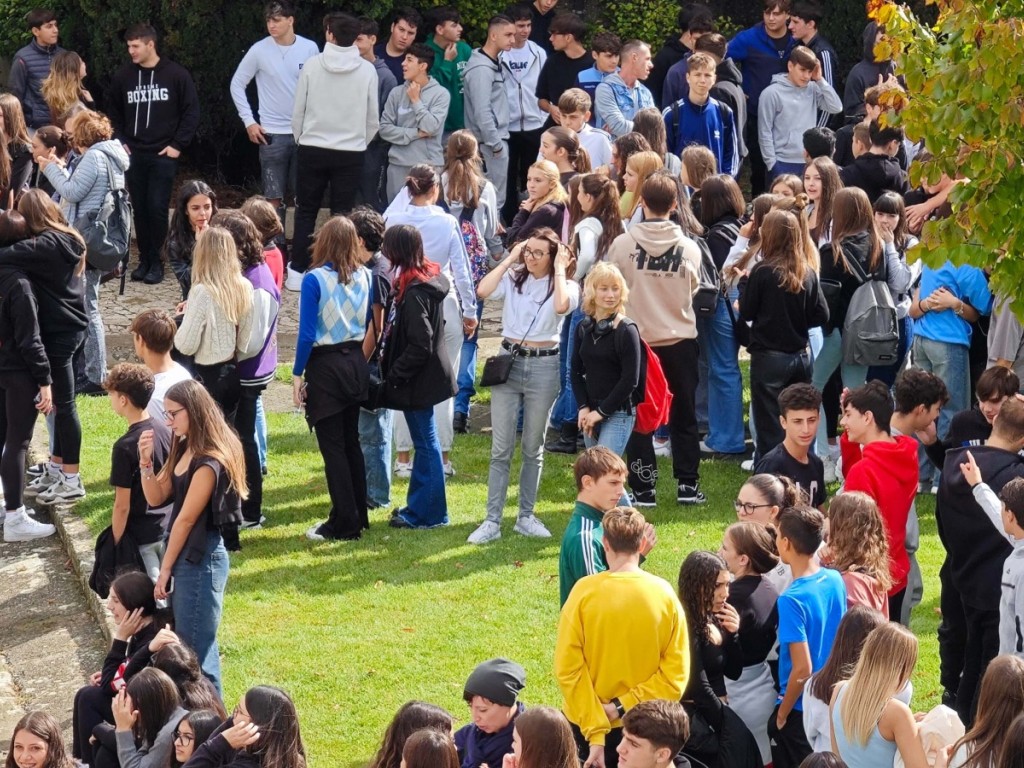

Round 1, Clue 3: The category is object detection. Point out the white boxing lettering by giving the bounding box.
[127,86,171,104]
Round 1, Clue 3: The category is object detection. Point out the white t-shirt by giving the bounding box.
[492,269,579,344]
[148,363,193,420]
[579,124,613,169]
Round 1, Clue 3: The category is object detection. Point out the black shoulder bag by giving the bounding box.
[480,287,554,387]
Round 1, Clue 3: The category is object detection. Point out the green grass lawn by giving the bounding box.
[69,393,946,766]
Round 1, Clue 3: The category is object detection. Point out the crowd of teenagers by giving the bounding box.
[4,0,1024,767]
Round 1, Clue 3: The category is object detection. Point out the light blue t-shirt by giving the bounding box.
[777,567,847,711]
[916,260,993,348]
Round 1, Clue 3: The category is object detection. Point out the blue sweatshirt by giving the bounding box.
[662,96,739,176]
[915,261,993,348]
[727,24,795,114]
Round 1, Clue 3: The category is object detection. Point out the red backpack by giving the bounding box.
[634,338,673,434]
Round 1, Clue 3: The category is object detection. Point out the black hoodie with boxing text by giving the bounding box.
[106,57,200,153]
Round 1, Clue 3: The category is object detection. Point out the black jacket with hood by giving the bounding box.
[0,268,50,386]
[381,273,457,411]
[107,58,201,153]
[0,230,87,341]
[939,445,1023,611]
[843,22,895,118]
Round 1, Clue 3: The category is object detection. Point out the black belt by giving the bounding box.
[502,340,559,357]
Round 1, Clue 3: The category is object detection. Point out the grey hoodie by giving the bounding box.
[379,77,451,167]
[292,42,379,151]
[42,139,130,223]
[462,49,509,151]
[757,72,842,168]
[373,57,398,117]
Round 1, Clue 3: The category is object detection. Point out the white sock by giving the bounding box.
[62,471,81,484]
[47,461,61,474]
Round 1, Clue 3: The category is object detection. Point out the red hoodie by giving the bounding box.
[840,433,919,594]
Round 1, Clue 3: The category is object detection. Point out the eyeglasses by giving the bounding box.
[173,729,194,745]
[163,407,186,421]
[521,246,548,260]
[734,500,773,515]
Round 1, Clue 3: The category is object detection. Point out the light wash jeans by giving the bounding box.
[696,293,746,453]
[583,411,636,456]
[485,353,561,524]
[254,395,268,470]
[359,407,394,509]
[171,530,228,696]
[138,541,165,583]
[812,328,869,456]
[394,291,462,452]
[913,335,969,483]
[455,303,485,416]
[82,267,106,385]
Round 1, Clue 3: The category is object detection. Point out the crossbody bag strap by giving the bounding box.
[507,285,555,358]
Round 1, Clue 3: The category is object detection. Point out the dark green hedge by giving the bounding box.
[0,0,932,183]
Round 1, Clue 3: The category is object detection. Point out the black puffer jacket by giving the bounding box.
[381,273,456,410]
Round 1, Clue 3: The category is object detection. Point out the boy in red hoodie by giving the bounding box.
[839,380,919,621]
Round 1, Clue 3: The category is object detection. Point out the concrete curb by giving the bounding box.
[46,501,115,645]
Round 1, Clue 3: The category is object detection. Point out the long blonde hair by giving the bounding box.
[528,160,568,209]
[624,150,664,218]
[582,262,629,316]
[191,227,253,324]
[41,51,86,124]
[838,623,918,746]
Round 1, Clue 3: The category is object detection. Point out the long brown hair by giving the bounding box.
[41,51,86,123]
[724,522,779,575]
[243,686,306,768]
[309,216,363,283]
[830,186,882,273]
[826,491,892,593]
[126,668,182,746]
[758,209,809,293]
[511,227,575,294]
[515,707,578,768]
[631,107,669,158]
[17,188,87,274]
[443,130,483,209]
[4,711,74,768]
[808,605,887,701]
[383,225,439,300]
[733,194,778,274]
[806,156,842,243]
[402,730,458,768]
[678,550,728,645]
[369,702,453,768]
[574,173,623,263]
[772,193,819,271]
[159,379,249,499]
[0,93,31,148]
[952,655,1024,768]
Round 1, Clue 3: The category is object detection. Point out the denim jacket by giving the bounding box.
[595,72,655,138]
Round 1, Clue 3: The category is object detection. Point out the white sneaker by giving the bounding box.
[36,473,86,504]
[305,524,326,541]
[467,520,501,545]
[394,461,412,479]
[24,470,59,497]
[653,438,672,457]
[740,458,755,472]
[514,515,551,538]
[442,461,456,477]
[285,266,304,292]
[822,454,838,484]
[4,510,56,542]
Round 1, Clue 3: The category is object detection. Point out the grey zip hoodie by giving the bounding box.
[292,42,378,151]
[42,139,130,222]
[462,49,509,151]
[756,72,842,168]
[379,77,451,167]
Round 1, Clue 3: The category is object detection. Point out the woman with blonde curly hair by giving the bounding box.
[40,51,94,128]
[569,263,640,458]
[826,492,893,618]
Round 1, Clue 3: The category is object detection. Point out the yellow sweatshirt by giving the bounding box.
[554,569,690,745]
[606,221,701,347]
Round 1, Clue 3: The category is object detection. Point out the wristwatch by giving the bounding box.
[612,697,625,718]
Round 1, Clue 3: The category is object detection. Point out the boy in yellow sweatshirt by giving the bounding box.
[555,507,690,768]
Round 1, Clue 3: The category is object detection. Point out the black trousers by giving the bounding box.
[767,705,811,768]
[750,349,812,461]
[46,331,85,465]
[888,587,907,626]
[125,151,177,271]
[291,146,364,272]
[193,361,240,423]
[502,127,545,223]
[957,604,1000,726]
[314,405,368,540]
[745,117,768,197]
[571,721,623,768]
[359,139,389,213]
[72,684,111,762]
[235,384,266,523]
[655,339,700,486]
[937,557,967,697]
[0,370,40,510]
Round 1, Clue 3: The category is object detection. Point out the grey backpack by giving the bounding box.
[842,254,899,366]
[74,151,133,272]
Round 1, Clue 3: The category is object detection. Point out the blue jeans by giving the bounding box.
[455,303,485,416]
[914,335,969,483]
[259,133,298,237]
[770,161,805,179]
[486,353,561,523]
[396,407,448,528]
[359,407,393,508]
[812,328,869,456]
[583,411,636,456]
[868,315,915,388]
[171,530,228,696]
[82,267,106,386]
[550,309,583,428]
[254,395,267,470]
[696,294,746,453]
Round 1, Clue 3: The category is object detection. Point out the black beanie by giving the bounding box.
[463,658,526,707]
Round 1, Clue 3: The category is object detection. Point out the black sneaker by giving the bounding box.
[453,412,468,434]
[630,490,657,508]
[130,263,147,281]
[142,266,165,285]
[677,483,707,505]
